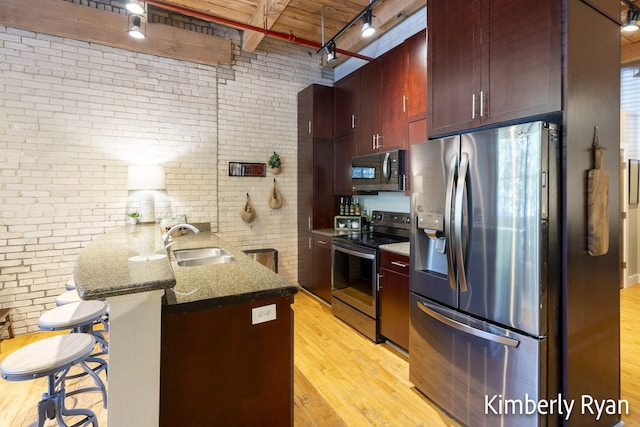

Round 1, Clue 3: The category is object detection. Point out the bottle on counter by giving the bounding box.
[349,197,355,216]
[361,209,369,232]
[355,198,361,216]
[339,197,345,216]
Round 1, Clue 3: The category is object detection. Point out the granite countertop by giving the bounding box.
[74,224,298,310]
[312,228,361,237]
[164,232,298,309]
[379,242,411,257]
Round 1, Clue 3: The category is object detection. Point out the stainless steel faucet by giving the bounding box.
[163,223,200,246]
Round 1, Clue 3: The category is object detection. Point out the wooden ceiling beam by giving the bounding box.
[0,0,232,67]
[242,0,292,52]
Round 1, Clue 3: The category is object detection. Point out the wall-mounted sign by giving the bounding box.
[229,162,266,177]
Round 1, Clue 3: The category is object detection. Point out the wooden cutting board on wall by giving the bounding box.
[587,139,609,256]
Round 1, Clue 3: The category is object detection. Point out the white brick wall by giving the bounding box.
[0,25,332,334]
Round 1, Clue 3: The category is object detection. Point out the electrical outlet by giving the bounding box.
[251,304,276,325]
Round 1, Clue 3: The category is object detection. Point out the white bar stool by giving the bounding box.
[0,333,99,427]
[56,289,82,306]
[39,301,109,408]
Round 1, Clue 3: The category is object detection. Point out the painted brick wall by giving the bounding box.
[0,24,332,334]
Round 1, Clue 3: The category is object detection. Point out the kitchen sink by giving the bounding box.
[173,247,235,267]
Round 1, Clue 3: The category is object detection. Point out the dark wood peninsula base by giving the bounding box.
[160,295,294,426]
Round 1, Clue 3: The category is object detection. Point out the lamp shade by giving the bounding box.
[127,165,166,190]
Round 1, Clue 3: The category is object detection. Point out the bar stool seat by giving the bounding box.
[56,289,82,306]
[0,333,99,427]
[39,301,108,332]
[38,301,109,408]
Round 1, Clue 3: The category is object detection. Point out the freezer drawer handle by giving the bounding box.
[416,301,520,348]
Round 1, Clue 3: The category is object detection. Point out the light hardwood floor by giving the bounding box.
[1,286,639,426]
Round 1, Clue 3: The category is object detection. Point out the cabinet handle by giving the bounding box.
[351,114,356,129]
[308,217,312,230]
[308,120,312,135]
[391,261,409,268]
[471,93,476,119]
[480,91,485,117]
[308,236,312,250]
[372,134,376,150]
[317,240,328,245]
[403,96,407,113]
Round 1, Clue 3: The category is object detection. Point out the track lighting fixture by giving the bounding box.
[361,10,375,37]
[325,41,337,63]
[317,0,380,63]
[128,15,146,39]
[624,8,640,32]
[126,0,145,15]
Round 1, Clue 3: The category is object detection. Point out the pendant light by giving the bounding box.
[126,0,145,15]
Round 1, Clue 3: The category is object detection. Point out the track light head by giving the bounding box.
[361,9,375,37]
[623,8,640,32]
[126,0,145,15]
[128,15,146,39]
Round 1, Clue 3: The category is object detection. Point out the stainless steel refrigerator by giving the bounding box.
[409,121,560,427]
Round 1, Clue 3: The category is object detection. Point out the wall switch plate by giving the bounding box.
[252,304,276,325]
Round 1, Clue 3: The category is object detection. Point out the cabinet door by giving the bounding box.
[379,44,407,152]
[428,0,481,137]
[298,231,314,291]
[405,29,427,122]
[485,0,561,125]
[357,61,381,154]
[333,134,357,195]
[312,138,336,230]
[312,235,333,303]
[298,136,313,230]
[334,73,359,137]
[379,251,410,350]
[297,85,333,140]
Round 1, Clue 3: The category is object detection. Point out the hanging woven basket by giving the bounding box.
[269,179,283,209]
[241,193,256,223]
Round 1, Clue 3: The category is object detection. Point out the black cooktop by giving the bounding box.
[333,210,410,249]
[334,232,408,248]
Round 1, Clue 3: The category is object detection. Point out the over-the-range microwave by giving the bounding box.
[351,149,406,192]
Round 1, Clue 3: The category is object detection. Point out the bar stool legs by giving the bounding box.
[37,374,98,427]
[0,334,100,427]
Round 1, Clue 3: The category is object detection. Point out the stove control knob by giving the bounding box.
[405,217,411,224]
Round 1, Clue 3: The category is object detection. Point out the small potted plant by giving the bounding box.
[268,151,282,175]
[126,212,139,225]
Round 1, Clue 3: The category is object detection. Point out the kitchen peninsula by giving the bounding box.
[74,224,299,426]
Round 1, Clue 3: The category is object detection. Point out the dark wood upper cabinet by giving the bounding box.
[405,29,427,122]
[358,61,381,155]
[428,0,561,137]
[334,73,359,138]
[378,44,407,153]
[298,84,333,140]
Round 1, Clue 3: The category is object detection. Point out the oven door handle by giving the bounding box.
[332,245,376,260]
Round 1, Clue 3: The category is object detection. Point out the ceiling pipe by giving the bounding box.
[145,0,374,62]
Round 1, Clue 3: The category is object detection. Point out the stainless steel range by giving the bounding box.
[331,210,410,342]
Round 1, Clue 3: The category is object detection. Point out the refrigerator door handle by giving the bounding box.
[416,301,520,348]
[444,155,457,290]
[455,152,469,293]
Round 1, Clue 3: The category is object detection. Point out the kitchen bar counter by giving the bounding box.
[73,224,298,427]
[74,224,298,307]
[164,232,298,310]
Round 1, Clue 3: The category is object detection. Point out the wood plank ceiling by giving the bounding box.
[146,0,426,65]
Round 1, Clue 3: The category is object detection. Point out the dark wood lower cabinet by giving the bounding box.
[379,251,410,351]
[160,295,294,426]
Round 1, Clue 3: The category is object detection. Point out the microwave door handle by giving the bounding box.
[382,152,391,181]
[444,155,457,291]
[416,301,520,348]
[455,152,469,293]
